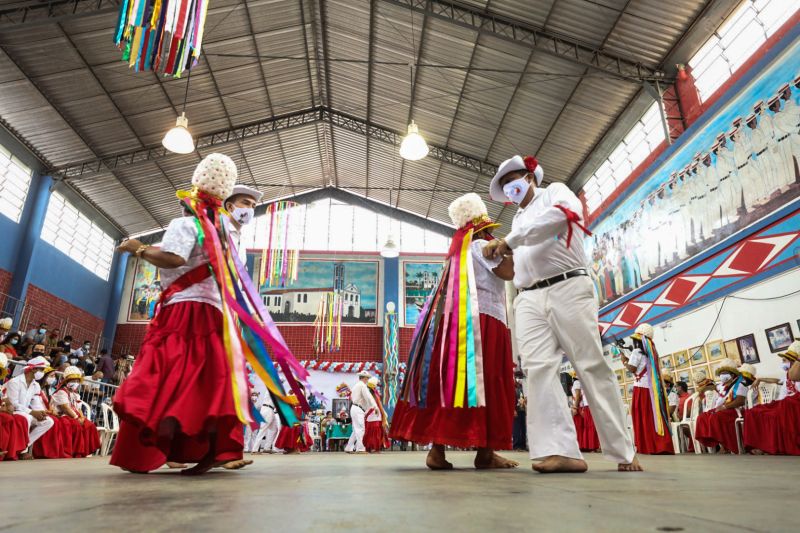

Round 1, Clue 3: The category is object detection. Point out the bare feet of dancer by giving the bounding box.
[426,444,453,470]
[618,456,644,472]
[214,459,253,470]
[532,455,588,474]
[166,462,188,469]
[474,448,519,469]
[181,437,217,476]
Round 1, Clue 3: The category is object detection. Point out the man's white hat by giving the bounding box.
[358,370,371,378]
[225,184,263,206]
[0,317,11,330]
[26,356,51,371]
[489,155,544,202]
[192,153,237,200]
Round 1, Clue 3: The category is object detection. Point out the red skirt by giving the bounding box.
[33,415,66,459]
[695,409,739,452]
[364,420,389,452]
[390,314,515,450]
[579,406,601,451]
[743,396,800,455]
[275,424,311,452]
[632,387,674,454]
[110,302,244,472]
[0,413,29,461]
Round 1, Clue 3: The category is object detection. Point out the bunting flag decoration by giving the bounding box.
[176,188,311,429]
[260,201,300,288]
[639,335,672,437]
[382,309,399,412]
[399,223,486,409]
[312,292,343,354]
[114,0,210,77]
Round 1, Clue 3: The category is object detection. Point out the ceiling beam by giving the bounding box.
[0,0,121,29]
[380,0,666,83]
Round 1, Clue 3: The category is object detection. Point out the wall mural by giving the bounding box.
[402,261,444,326]
[257,257,379,324]
[127,259,161,322]
[587,38,800,307]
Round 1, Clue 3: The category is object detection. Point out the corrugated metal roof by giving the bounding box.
[0,0,713,236]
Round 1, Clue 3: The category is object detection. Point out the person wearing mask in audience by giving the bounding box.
[32,367,65,459]
[743,341,800,455]
[52,366,101,457]
[363,377,390,453]
[1,353,30,460]
[1,332,23,358]
[676,381,691,420]
[58,335,73,354]
[45,328,61,351]
[621,324,674,455]
[0,317,12,344]
[23,323,48,346]
[320,411,335,452]
[97,349,115,384]
[71,340,92,359]
[4,356,55,459]
[346,372,373,454]
[694,359,750,453]
[664,373,679,420]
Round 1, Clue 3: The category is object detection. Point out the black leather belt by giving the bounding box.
[523,269,588,291]
[737,163,748,169]
[720,175,729,182]
[262,404,276,411]
[777,133,789,142]
[709,186,718,192]
[756,148,768,156]
[696,194,706,200]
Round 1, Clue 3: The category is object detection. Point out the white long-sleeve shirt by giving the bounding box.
[350,380,377,412]
[504,183,589,289]
[4,374,44,414]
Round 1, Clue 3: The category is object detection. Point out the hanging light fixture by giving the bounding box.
[399,120,429,161]
[162,70,195,154]
[381,234,400,258]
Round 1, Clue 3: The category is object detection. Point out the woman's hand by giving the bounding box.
[117,238,144,254]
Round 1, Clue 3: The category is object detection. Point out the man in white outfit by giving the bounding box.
[484,155,641,473]
[345,371,374,454]
[4,356,55,458]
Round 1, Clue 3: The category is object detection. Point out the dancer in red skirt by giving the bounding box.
[274,389,311,454]
[32,366,66,459]
[622,324,674,455]
[572,377,600,452]
[743,342,800,454]
[111,153,309,475]
[694,359,750,453]
[391,194,518,470]
[364,377,390,453]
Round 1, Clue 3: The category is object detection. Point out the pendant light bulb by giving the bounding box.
[399,120,429,161]
[162,112,195,154]
[381,234,400,258]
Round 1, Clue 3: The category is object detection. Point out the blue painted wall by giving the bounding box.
[0,213,22,273]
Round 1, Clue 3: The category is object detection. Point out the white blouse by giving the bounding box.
[470,240,507,326]
[628,348,650,389]
[571,379,587,407]
[159,216,221,309]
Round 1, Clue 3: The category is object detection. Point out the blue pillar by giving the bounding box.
[7,173,53,325]
[383,256,399,313]
[382,256,400,416]
[102,251,129,349]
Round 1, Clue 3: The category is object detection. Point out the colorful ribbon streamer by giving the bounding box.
[312,292,343,353]
[639,336,672,437]
[260,201,300,288]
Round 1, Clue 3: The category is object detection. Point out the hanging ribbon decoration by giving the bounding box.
[176,188,310,429]
[313,292,342,354]
[114,0,210,77]
[382,307,399,414]
[259,201,300,288]
[638,335,672,437]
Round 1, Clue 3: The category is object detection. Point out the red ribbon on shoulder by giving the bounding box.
[553,204,592,247]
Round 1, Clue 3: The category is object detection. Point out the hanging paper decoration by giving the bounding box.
[336,383,352,398]
[260,201,300,288]
[298,360,407,384]
[114,0,211,77]
[382,305,400,413]
[313,292,343,353]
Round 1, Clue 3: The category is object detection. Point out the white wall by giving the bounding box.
[306,369,360,409]
[650,267,800,380]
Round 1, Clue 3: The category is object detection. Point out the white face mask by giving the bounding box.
[33,371,44,380]
[781,362,791,371]
[502,176,531,205]
[719,373,732,383]
[232,207,254,225]
[67,382,80,391]
[45,376,56,385]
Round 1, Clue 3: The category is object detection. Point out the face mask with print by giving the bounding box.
[33,370,44,380]
[10,338,18,345]
[232,207,254,225]
[83,344,91,351]
[38,328,46,335]
[719,373,732,383]
[45,376,56,386]
[67,382,80,391]
[502,176,531,205]
[782,362,791,372]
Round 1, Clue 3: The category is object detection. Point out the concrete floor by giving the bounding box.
[0,452,795,532]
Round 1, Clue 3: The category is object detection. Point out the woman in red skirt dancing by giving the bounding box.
[111,153,309,475]
[391,194,518,470]
[364,377,390,453]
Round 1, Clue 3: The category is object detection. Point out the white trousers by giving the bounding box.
[345,405,366,452]
[244,406,281,452]
[18,412,55,448]
[514,276,635,464]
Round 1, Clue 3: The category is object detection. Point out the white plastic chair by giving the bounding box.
[79,401,93,421]
[758,383,779,405]
[99,403,119,456]
[308,422,321,451]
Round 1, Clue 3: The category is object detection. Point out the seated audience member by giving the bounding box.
[45,328,61,350]
[676,381,691,419]
[4,356,55,459]
[32,367,65,459]
[743,341,800,455]
[694,359,749,453]
[24,323,48,346]
[97,349,115,384]
[1,332,23,358]
[1,353,29,460]
[320,411,335,451]
[664,373,678,420]
[58,335,74,354]
[0,318,12,344]
[52,366,101,457]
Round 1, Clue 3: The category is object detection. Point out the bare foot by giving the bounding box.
[0,450,7,458]
[166,462,188,469]
[618,456,644,472]
[180,454,216,476]
[475,451,519,469]
[750,449,765,455]
[20,451,33,460]
[532,455,588,474]
[426,445,453,470]
[122,468,149,474]
[215,459,253,470]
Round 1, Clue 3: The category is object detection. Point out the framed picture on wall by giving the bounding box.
[619,384,626,400]
[765,323,793,353]
[704,340,725,362]
[625,382,634,399]
[690,364,711,385]
[624,367,634,382]
[737,334,760,364]
[674,350,690,370]
[688,346,706,365]
[615,369,624,384]
[660,354,674,372]
[677,369,690,384]
[127,258,162,322]
[401,261,445,326]
[723,340,740,363]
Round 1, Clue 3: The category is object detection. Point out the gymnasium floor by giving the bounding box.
[0,451,794,532]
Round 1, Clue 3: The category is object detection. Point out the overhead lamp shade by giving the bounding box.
[399,120,429,161]
[162,112,195,154]
[380,235,400,258]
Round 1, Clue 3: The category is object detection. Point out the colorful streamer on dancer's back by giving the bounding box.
[114,0,210,77]
[638,335,672,437]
